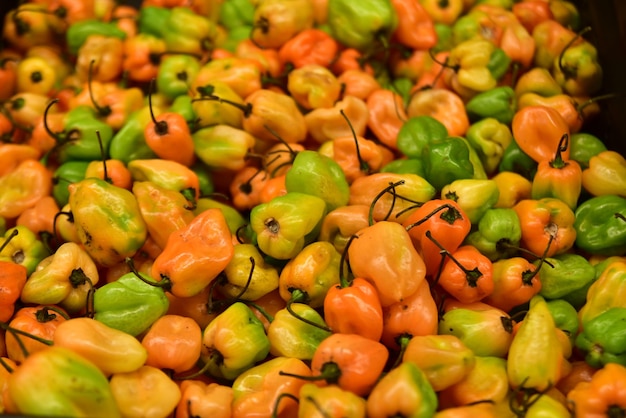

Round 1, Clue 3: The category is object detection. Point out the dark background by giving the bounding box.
[0,0,624,154]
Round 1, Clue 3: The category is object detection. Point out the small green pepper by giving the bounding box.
[66,19,126,55]
[465,117,513,176]
[465,207,522,261]
[137,6,172,38]
[546,298,579,346]
[93,272,169,337]
[380,158,425,178]
[569,132,607,170]
[108,106,159,165]
[52,106,114,164]
[574,194,626,256]
[422,136,475,191]
[51,161,90,207]
[575,307,626,368]
[537,253,596,302]
[156,55,202,102]
[465,86,517,125]
[0,226,49,276]
[498,139,538,180]
[396,115,448,160]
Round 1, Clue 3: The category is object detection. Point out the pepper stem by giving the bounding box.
[550,133,569,169]
[557,26,592,78]
[425,230,483,288]
[87,60,112,117]
[279,361,342,384]
[404,204,462,233]
[338,234,359,288]
[0,228,19,253]
[148,78,168,136]
[368,180,405,226]
[125,257,172,292]
[271,393,300,418]
[286,289,333,333]
[340,109,369,174]
[192,88,253,117]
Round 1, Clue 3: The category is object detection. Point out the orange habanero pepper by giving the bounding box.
[391,0,437,50]
[278,28,339,69]
[366,88,408,150]
[407,88,469,137]
[511,105,570,164]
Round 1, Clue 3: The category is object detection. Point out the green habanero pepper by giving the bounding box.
[68,178,148,267]
[498,139,538,180]
[536,253,596,303]
[487,47,512,82]
[201,302,271,381]
[569,132,607,170]
[219,0,256,31]
[193,125,256,172]
[465,86,517,126]
[108,105,160,165]
[156,55,202,102]
[465,207,522,261]
[575,307,626,368]
[546,298,579,347]
[51,161,90,207]
[441,178,500,224]
[380,158,425,178]
[327,0,398,51]
[137,6,172,38]
[422,136,475,191]
[396,115,448,160]
[285,150,350,212]
[465,117,513,176]
[574,194,626,256]
[93,271,169,337]
[250,192,327,260]
[194,198,247,236]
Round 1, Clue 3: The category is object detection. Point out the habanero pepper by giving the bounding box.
[218,243,280,301]
[465,207,523,262]
[287,64,342,110]
[278,28,338,69]
[250,0,315,49]
[390,0,437,50]
[5,305,66,364]
[365,88,408,150]
[582,151,626,198]
[0,159,52,220]
[512,105,571,164]
[176,380,233,418]
[574,194,626,256]
[567,362,626,416]
[303,95,370,145]
[483,256,543,313]
[298,383,367,418]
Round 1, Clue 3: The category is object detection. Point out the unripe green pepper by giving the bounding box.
[220,0,256,30]
[498,139,538,180]
[465,207,522,261]
[250,192,327,260]
[94,272,169,337]
[396,115,448,160]
[422,136,475,191]
[546,299,579,346]
[201,302,270,381]
[465,117,513,176]
[285,150,350,212]
[68,178,147,267]
[193,125,256,171]
[156,55,201,101]
[575,307,626,368]
[53,106,114,164]
[109,105,160,165]
[8,346,121,418]
[569,132,607,170]
[574,194,626,256]
[194,198,247,235]
[0,225,49,276]
[466,87,517,126]
[267,303,332,360]
[536,253,596,301]
[51,161,90,207]
[380,158,425,178]
[327,0,398,51]
[138,6,172,38]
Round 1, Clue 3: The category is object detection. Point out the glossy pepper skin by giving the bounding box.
[7,346,121,418]
[574,194,626,256]
[93,271,170,337]
[582,151,626,198]
[151,208,234,298]
[465,117,513,176]
[396,115,448,160]
[327,0,398,51]
[465,86,517,125]
[68,178,147,267]
[65,19,127,55]
[0,225,48,276]
[465,208,522,261]
[201,302,270,381]
[536,253,595,302]
[575,307,626,368]
[422,136,475,191]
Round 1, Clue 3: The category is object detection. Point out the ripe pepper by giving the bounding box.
[195,57,262,101]
[0,159,52,220]
[132,180,196,251]
[121,33,166,84]
[401,334,475,392]
[326,0,398,51]
[567,363,626,416]
[439,302,513,358]
[582,151,626,198]
[317,204,370,255]
[176,380,233,418]
[536,253,595,302]
[249,0,315,49]
[532,19,579,69]
[507,295,564,392]
[444,38,500,96]
[231,356,311,418]
[390,0,436,50]
[465,86,517,126]
[465,117,513,176]
[511,105,570,164]
[75,34,124,83]
[279,240,341,309]
[303,95,369,145]
[53,317,148,376]
[20,241,99,314]
[109,365,181,418]
[287,64,342,110]
[514,66,563,98]
[483,257,543,313]
[191,81,246,129]
[574,194,626,256]
[0,259,27,323]
[365,88,408,150]
[250,192,326,260]
[406,88,470,137]
[466,207,522,261]
[531,133,582,210]
[201,302,270,381]
[7,346,121,418]
[366,361,438,418]
[575,307,626,368]
[278,28,339,69]
[328,132,395,185]
[513,198,577,258]
[151,208,234,298]
[16,56,58,96]
[65,18,126,55]
[267,303,332,360]
[298,383,367,418]
[69,178,147,267]
[218,243,279,301]
[441,179,500,225]
[93,271,170,337]
[0,226,48,276]
[5,305,65,363]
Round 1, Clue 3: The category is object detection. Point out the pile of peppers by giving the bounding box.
[0,0,626,416]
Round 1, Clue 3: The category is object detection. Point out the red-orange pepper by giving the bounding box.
[16,196,59,238]
[391,0,437,50]
[142,314,202,374]
[229,165,270,211]
[122,33,167,84]
[0,257,27,323]
[483,257,543,313]
[330,133,395,184]
[435,244,495,304]
[235,39,283,79]
[513,0,554,33]
[0,159,53,220]
[500,21,536,70]
[511,105,571,164]
[0,58,18,101]
[365,88,407,150]
[176,380,233,418]
[407,88,469,137]
[278,28,339,69]
[330,48,374,76]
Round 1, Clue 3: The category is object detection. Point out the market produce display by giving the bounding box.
[1,0,626,416]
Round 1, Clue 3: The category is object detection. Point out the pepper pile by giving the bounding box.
[1,0,626,416]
